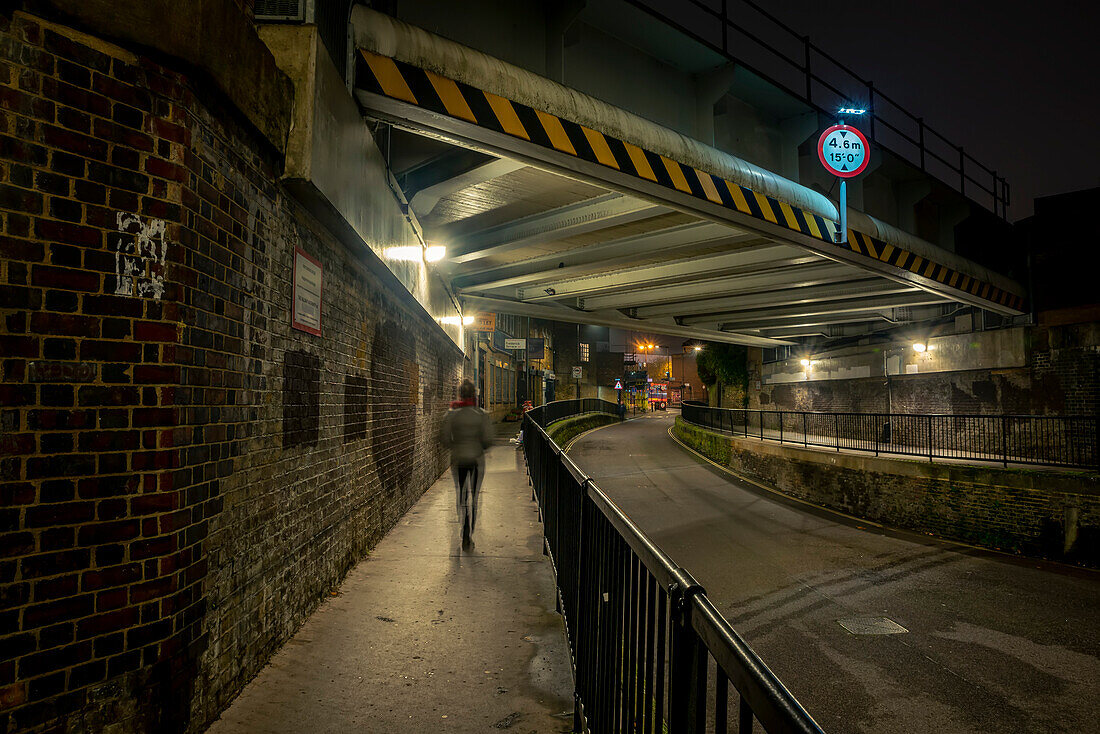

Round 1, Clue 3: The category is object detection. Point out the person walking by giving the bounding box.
[440,379,492,550]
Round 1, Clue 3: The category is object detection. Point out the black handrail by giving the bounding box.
[680,401,1100,470]
[623,0,1010,218]
[524,399,824,733]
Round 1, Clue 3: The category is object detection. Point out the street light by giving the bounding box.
[912,342,927,353]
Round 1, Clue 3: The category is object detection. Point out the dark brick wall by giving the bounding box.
[760,325,1100,418]
[673,419,1100,564]
[0,10,459,733]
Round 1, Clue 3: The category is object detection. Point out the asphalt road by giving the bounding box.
[567,412,1100,734]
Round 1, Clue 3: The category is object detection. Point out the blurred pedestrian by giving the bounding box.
[440,380,492,550]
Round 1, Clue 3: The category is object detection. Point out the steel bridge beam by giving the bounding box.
[579,262,858,311]
[459,295,794,347]
[631,279,913,318]
[515,244,813,302]
[681,292,950,327]
[453,221,755,291]
[447,193,668,264]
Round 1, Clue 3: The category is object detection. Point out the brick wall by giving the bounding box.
[0,10,459,733]
[759,325,1100,418]
[673,419,1100,565]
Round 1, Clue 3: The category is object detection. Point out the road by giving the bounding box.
[566,412,1100,734]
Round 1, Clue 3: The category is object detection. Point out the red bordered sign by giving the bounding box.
[292,247,323,336]
[817,124,870,178]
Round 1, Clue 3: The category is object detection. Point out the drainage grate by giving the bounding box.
[837,617,909,635]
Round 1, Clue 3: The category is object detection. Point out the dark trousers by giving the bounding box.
[452,459,484,534]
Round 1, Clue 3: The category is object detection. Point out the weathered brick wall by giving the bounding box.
[0,10,459,733]
[760,326,1100,418]
[673,419,1100,565]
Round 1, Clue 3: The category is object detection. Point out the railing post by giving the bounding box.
[1001,415,1009,468]
[834,413,840,452]
[573,481,591,733]
[668,568,706,734]
[802,412,808,448]
[927,415,934,463]
[779,411,784,444]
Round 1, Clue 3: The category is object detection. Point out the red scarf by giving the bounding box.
[450,399,476,408]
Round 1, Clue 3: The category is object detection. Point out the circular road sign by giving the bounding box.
[817,124,870,178]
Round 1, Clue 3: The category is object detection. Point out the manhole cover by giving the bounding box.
[837,617,908,635]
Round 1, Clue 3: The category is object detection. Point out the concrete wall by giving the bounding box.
[0,8,460,733]
[672,419,1100,564]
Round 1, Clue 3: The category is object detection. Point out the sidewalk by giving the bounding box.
[206,445,574,733]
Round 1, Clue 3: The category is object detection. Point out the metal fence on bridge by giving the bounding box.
[524,400,824,734]
[681,401,1100,470]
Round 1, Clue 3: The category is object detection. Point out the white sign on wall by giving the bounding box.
[504,338,527,350]
[293,248,322,335]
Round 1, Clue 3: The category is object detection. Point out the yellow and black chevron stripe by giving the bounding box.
[357,49,1025,313]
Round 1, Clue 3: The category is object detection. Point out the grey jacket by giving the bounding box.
[440,404,493,467]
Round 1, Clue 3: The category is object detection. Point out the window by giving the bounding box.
[579,342,590,362]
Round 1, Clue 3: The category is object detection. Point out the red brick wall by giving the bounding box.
[0,9,459,732]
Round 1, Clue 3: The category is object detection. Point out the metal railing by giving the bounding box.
[625,0,1010,218]
[524,399,824,733]
[527,398,619,427]
[681,402,1100,470]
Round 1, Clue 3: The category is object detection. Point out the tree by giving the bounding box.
[696,343,748,407]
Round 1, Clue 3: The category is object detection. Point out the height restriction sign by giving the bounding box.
[817,124,869,178]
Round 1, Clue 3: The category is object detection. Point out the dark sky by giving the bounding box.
[767,0,1099,220]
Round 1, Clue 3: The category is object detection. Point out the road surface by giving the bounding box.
[567,412,1099,734]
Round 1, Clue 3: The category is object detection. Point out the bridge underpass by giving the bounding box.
[351,8,1026,348]
[2,2,1083,733]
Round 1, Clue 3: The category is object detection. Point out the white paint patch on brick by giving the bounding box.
[114,212,167,299]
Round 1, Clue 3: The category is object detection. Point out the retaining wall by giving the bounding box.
[672,419,1100,565]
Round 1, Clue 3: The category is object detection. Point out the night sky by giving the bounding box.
[770,0,1099,221]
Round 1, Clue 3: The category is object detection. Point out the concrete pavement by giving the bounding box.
[205,443,573,734]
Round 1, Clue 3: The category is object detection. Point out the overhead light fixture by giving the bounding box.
[693,346,702,352]
[912,342,927,353]
[838,107,867,115]
[383,245,423,262]
[437,315,476,327]
[800,358,810,366]
[424,245,446,262]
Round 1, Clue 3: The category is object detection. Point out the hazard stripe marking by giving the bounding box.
[425,71,476,122]
[753,192,779,224]
[624,142,657,182]
[535,110,576,155]
[696,169,723,205]
[660,156,692,193]
[355,49,1023,313]
[483,91,529,140]
[581,126,619,169]
[362,51,417,104]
